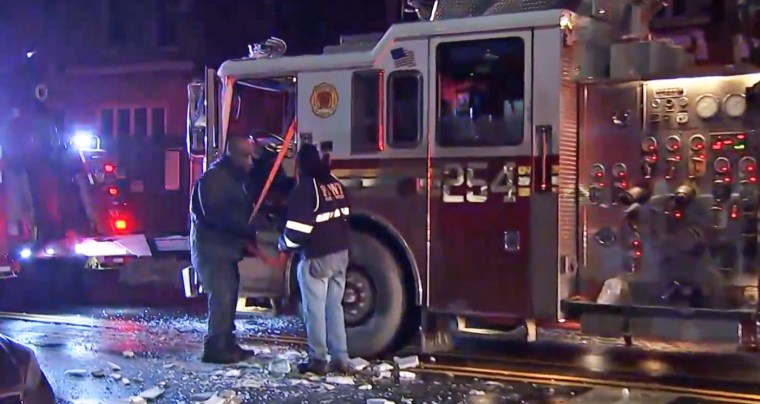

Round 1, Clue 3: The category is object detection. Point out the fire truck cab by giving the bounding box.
[185,0,760,358]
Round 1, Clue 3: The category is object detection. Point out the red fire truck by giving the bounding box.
[0,53,144,286]
[182,0,760,358]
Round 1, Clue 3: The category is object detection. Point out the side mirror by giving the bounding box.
[187,81,206,157]
[253,131,296,158]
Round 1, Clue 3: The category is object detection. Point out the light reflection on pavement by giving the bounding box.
[0,309,743,404]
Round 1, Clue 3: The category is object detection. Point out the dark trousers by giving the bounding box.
[191,252,240,340]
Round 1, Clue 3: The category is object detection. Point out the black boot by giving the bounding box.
[201,335,243,364]
[226,335,255,360]
[297,358,329,375]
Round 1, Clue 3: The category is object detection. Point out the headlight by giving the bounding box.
[72,130,100,151]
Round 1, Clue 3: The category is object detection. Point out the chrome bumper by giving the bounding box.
[181,266,204,298]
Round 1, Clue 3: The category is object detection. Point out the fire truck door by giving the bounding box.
[428,30,533,318]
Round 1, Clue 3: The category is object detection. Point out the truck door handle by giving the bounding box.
[536,125,553,193]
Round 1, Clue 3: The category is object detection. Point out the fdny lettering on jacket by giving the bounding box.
[279,175,351,259]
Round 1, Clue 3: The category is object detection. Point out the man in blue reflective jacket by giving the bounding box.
[278,144,351,375]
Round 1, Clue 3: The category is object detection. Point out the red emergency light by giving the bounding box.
[113,219,128,231]
[103,163,116,173]
[107,187,118,196]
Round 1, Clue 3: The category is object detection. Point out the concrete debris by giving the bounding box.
[393,355,420,370]
[359,384,373,390]
[267,355,291,375]
[398,371,416,381]
[401,399,413,404]
[469,390,485,395]
[125,397,147,404]
[349,357,370,371]
[376,371,393,379]
[202,390,241,404]
[621,388,631,398]
[122,351,136,358]
[367,399,395,404]
[139,386,165,400]
[122,378,131,385]
[322,383,335,391]
[374,363,394,373]
[108,362,122,371]
[325,375,354,385]
[91,370,105,378]
[163,363,175,369]
[111,373,122,381]
[283,349,303,362]
[233,379,262,389]
[64,369,88,377]
[224,369,241,378]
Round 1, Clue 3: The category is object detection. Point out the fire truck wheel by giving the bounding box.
[344,231,406,358]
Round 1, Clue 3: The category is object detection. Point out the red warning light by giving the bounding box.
[633,250,643,258]
[751,177,758,183]
[620,180,629,188]
[632,239,641,248]
[738,133,747,140]
[731,205,739,220]
[103,163,115,173]
[724,177,732,183]
[107,187,118,196]
[114,219,128,230]
[748,165,756,172]
[673,210,683,219]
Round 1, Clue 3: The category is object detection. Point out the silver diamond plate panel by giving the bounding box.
[432,0,582,19]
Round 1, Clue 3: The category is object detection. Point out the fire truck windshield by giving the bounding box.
[228,78,296,143]
[436,37,525,148]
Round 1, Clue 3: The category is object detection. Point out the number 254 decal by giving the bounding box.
[442,162,517,203]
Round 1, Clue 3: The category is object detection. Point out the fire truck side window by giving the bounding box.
[351,70,382,154]
[387,71,423,147]
[436,37,525,147]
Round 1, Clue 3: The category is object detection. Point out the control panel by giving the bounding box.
[579,72,760,310]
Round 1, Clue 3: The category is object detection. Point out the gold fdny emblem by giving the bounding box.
[310,82,339,118]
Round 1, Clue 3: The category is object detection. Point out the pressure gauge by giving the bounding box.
[739,156,757,174]
[665,135,681,152]
[612,163,627,178]
[723,93,746,118]
[641,137,658,153]
[713,157,731,174]
[590,163,605,179]
[689,134,706,151]
[695,95,720,119]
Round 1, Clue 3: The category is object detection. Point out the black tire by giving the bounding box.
[346,231,406,358]
[290,231,407,359]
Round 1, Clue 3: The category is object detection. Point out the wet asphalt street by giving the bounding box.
[0,307,755,403]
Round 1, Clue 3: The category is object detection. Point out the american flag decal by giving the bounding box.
[390,47,416,68]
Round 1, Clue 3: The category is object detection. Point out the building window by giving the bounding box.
[117,109,131,137]
[387,70,422,147]
[100,109,114,138]
[134,108,148,137]
[107,0,129,45]
[436,37,525,147]
[151,108,166,139]
[351,70,382,154]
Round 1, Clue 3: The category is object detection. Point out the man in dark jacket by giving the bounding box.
[278,144,351,375]
[190,137,259,364]
[0,334,55,403]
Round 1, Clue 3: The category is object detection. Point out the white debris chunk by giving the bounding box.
[139,387,165,400]
[367,399,395,404]
[91,370,105,378]
[122,378,131,385]
[64,369,88,377]
[203,390,241,404]
[398,371,416,380]
[111,373,122,381]
[349,357,370,371]
[163,363,175,369]
[393,355,420,369]
[224,369,242,378]
[267,355,291,375]
[122,351,135,358]
[322,383,336,391]
[325,375,355,385]
[469,390,485,396]
[375,363,394,372]
[126,397,147,404]
[376,371,393,379]
[359,384,373,390]
[108,362,121,372]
